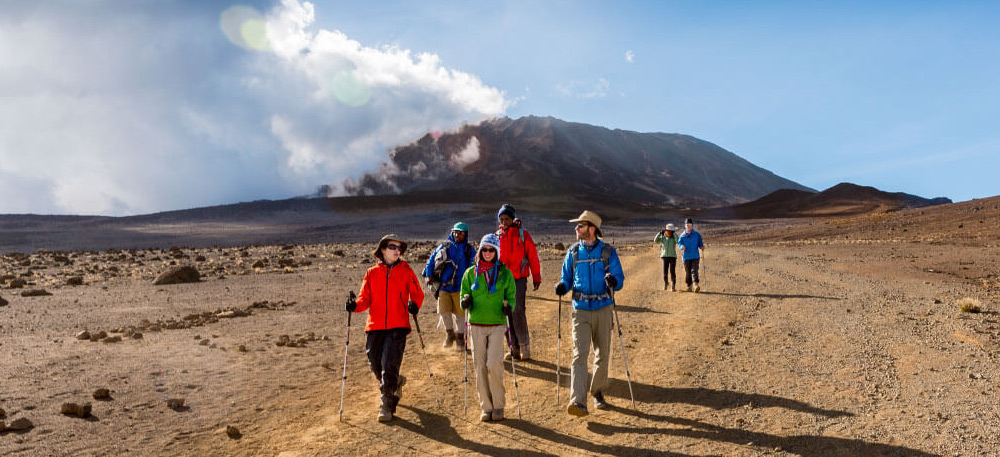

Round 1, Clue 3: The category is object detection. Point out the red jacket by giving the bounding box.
[496,224,541,283]
[355,260,425,332]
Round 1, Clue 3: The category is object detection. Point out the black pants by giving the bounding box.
[661,257,677,286]
[366,328,409,411]
[683,258,700,286]
[507,277,529,349]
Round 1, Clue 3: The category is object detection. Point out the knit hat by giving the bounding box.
[478,233,500,255]
[373,234,407,260]
[473,233,501,292]
[497,204,516,221]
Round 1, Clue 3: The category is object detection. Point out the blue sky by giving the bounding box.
[2,0,998,215]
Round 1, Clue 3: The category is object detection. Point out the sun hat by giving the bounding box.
[373,234,407,260]
[665,223,677,231]
[569,210,603,238]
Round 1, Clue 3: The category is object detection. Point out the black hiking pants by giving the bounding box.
[662,257,677,286]
[684,258,700,286]
[366,327,409,412]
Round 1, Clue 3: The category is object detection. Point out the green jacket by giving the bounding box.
[654,231,679,258]
[460,263,516,325]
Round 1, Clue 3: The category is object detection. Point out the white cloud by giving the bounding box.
[555,78,610,99]
[0,0,508,215]
[625,50,635,63]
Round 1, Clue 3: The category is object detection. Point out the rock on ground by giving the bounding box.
[152,266,200,285]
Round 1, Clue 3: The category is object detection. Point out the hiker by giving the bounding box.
[653,223,680,291]
[554,210,625,416]
[677,218,705,292]
[494,204,541,360]
[423,222,475,351]
[346,234,425,422]
[460,233,516,421]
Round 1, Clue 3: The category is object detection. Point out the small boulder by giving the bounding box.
[93,388,111,400]
[226,425,242,438]
[0,295,7,307]
[7,417,33,431]
[75,331,92,340]
[20,289,52,297]
[555,242,566,251]
[66,276,85,286]
[102,335,122,343]
[152,266,200,285]
[60,402,92,418]
[0,407,6,417]
[166,398,185,410]
[8,278,26,288]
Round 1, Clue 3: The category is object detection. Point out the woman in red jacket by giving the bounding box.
[346,234,425,422]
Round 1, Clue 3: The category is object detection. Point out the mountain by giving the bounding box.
[704,182,952,219]
[343,116,813,212]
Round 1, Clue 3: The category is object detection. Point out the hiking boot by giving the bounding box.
[686,285,693,292]
[504,346,521,361]
[567,402,588,417]
[672,285,677,292]
[443,329,456,348]
[664,283,669,291]
[492,408,504,421]
[694,284,701,293]
[480,411,492,422]
[520,344,531,361]
[454,333,466,352]
[593,392,609,410]
[377,406,393,422]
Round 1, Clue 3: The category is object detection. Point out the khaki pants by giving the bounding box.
[437,291,466,334]
[470,325,506,413]
[570,305,613,407]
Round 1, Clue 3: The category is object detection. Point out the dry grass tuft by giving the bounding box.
[957,297,983,313]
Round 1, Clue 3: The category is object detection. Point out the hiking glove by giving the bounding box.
[502,305,512,317]
[460,294,473,310]
[532,281,540,291]
[407,300,419,316]
[604,273,618,289]
[554,282,568,296]
[345,296,357,312]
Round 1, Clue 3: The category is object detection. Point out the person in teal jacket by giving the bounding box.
[460,233,516,422]
[653,223,680,291]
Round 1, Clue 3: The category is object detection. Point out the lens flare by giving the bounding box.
[330,71,371,107]
[220,5,269,51]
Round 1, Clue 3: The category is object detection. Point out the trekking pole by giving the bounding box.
[409,304,442,406]
[339,291,356,422]
[701,254,707,290]
[555,295,563,403]
[503,305,522,419]
[463,309,470,415]
[609,289,636,409]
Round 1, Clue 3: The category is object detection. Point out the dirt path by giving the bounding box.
[3,239,997,456]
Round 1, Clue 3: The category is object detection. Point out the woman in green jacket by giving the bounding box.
[654,223,680,291]
[460,233,516,421]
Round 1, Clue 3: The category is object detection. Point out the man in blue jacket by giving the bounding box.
[423,222,475,351]
[554,210,625,417]
[677,218,705,292]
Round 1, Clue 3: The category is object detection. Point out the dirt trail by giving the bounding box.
[3,238,996,456]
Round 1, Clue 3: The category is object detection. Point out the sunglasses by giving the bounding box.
[481,247,497,253]
[384,244,402,251]
[575,223,592,229]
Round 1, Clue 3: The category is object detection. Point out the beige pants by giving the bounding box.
[437,291,466,333]
[570,305,613,407]
[470,324,507,413]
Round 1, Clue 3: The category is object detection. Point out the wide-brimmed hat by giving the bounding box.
[569,210,603,237]
[665,223,677,231]
[373,234,408,260]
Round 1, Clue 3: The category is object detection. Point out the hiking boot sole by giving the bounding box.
[567,403,589,417]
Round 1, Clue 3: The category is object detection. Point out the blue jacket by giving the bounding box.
[558,239,625,311]
[422,234,474,293]
[678,230,704,260]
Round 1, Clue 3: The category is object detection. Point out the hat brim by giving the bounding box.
[374,237,408,259]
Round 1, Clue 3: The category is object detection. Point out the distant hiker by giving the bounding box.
[423,222,475,351]
[677,218,705,292]
[460,233,516,421]
[554,210,625,416]
[346,234,425,422]
[654,223,680,291]
[494,204,541,361]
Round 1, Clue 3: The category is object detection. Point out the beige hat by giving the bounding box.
[373,234,408,260]
[569,210,603,237]
[665,223,677,231]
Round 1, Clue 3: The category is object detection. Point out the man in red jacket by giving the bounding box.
[346,234,425,422]
[494,204,541,360]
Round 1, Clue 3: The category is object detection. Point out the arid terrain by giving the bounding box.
[2,196,998,456]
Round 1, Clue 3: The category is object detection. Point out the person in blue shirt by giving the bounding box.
[677,218,706,292]
[422,222,475,351]
[554,210,625,417]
